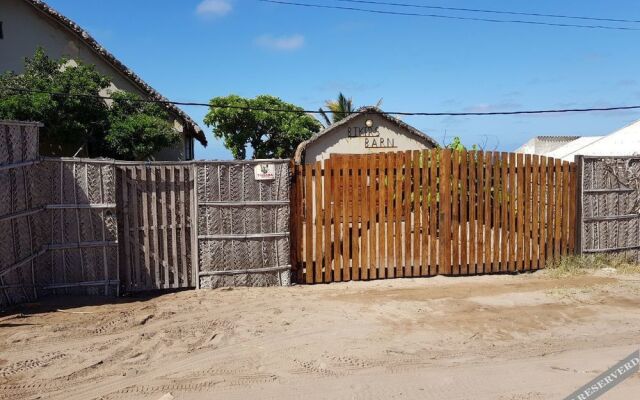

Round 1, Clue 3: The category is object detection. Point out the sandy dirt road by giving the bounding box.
[1,271,640,399]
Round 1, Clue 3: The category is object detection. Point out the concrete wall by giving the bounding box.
[304,113,435,164]
[515,137,578,156]
[0,0,192,160]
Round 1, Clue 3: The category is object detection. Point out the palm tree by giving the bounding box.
[318,93,383,127]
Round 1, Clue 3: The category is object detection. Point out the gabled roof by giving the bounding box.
[545,136,604,161]
[294,106,438,163]
[551,119,640,160]
[23,0,207,145]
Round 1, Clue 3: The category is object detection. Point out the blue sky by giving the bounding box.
[46,0,640,159]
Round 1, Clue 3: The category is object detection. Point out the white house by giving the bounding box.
[515,120,640,162]
[514,136,582,156]
[0,0,207,160]
[294,106,439,164]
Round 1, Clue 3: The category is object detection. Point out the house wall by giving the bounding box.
[515,137,579,156]
[0,0,192,160]
[303,113,435,164]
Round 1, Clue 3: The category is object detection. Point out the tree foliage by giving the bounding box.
[105,92,180,160]
[0,48,179,160]
[204,95,322,159]
[446,136,479,151]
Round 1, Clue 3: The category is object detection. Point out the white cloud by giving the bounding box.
[255,34,305,51]
[196,0,232,17]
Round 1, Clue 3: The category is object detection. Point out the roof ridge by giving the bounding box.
[294,107,439,163]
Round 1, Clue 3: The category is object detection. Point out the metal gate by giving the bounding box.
[577,155,640,260]
[115,161,291,292]
[194,161,291,289]
[116,164,195,291]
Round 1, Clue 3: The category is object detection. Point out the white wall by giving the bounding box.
[304,113,435,164]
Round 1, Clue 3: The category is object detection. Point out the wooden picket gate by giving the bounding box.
[291,149,577,283]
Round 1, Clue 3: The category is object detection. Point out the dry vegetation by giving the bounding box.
[545,254,640,278]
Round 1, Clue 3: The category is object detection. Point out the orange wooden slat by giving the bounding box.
[553,159,563,262]
[467,151,477,274]
[508,153,517,272]
[386,152,396,279]
[439,149,452,275]
[304,165,313,283]
[459,150,468,275]
[394,152,404,278]
[483,152,492,273]
[429,150,438,276]
[336,156,345,281]
[562,161,571,257]
[314,162,324,283]
[491,152,501,273]
[361,156,370,280]
[500,153,509,272]
[451,150,461,274]
[378,153,388,279]
[323,159,333,283]
[341,156,351,281]
[516,153,525,271]
[523,154,532,271]
[412,150,421,276]
[352,156,362,281]
[539,157,548,269]
[369,155,378,280]
[420,150,429,276]
[475,151,485,274]
[402,150,412,277]
[531,155,540,269]
[546,158,556,264]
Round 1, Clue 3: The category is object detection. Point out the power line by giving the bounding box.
[257,0,640,31]
[334,0,640,24]
[5,87,640,117]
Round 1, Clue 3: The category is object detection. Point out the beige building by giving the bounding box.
[0,0,207,160]
[294,106,438,164]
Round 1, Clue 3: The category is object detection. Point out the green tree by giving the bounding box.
[318,92,383,126]
[446,136,479,151]
[204,94,322,159]
[103,92,180,160]
[0,48,180,160]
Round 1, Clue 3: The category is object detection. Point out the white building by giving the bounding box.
[0,0,207,160]
[515,119,640,162]
[294,106,439,164]
[514,136,582,156]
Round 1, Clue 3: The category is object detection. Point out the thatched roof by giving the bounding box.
[23,0,207,145]
[294,106,438,164]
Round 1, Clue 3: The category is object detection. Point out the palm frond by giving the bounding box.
[318,108,332,127]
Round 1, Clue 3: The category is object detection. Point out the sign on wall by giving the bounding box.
[346,119,396,149]
[254,163,276,180]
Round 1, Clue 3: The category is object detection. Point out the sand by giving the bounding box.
[1,271,640,399]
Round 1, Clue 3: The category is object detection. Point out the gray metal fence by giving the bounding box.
[116,164,195,291]
[195,161,291,288]
[40,158,119,296]
[577,155,640,261]
[0,121,45,307]
[0,120,292,306]
[1,121,118,307]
